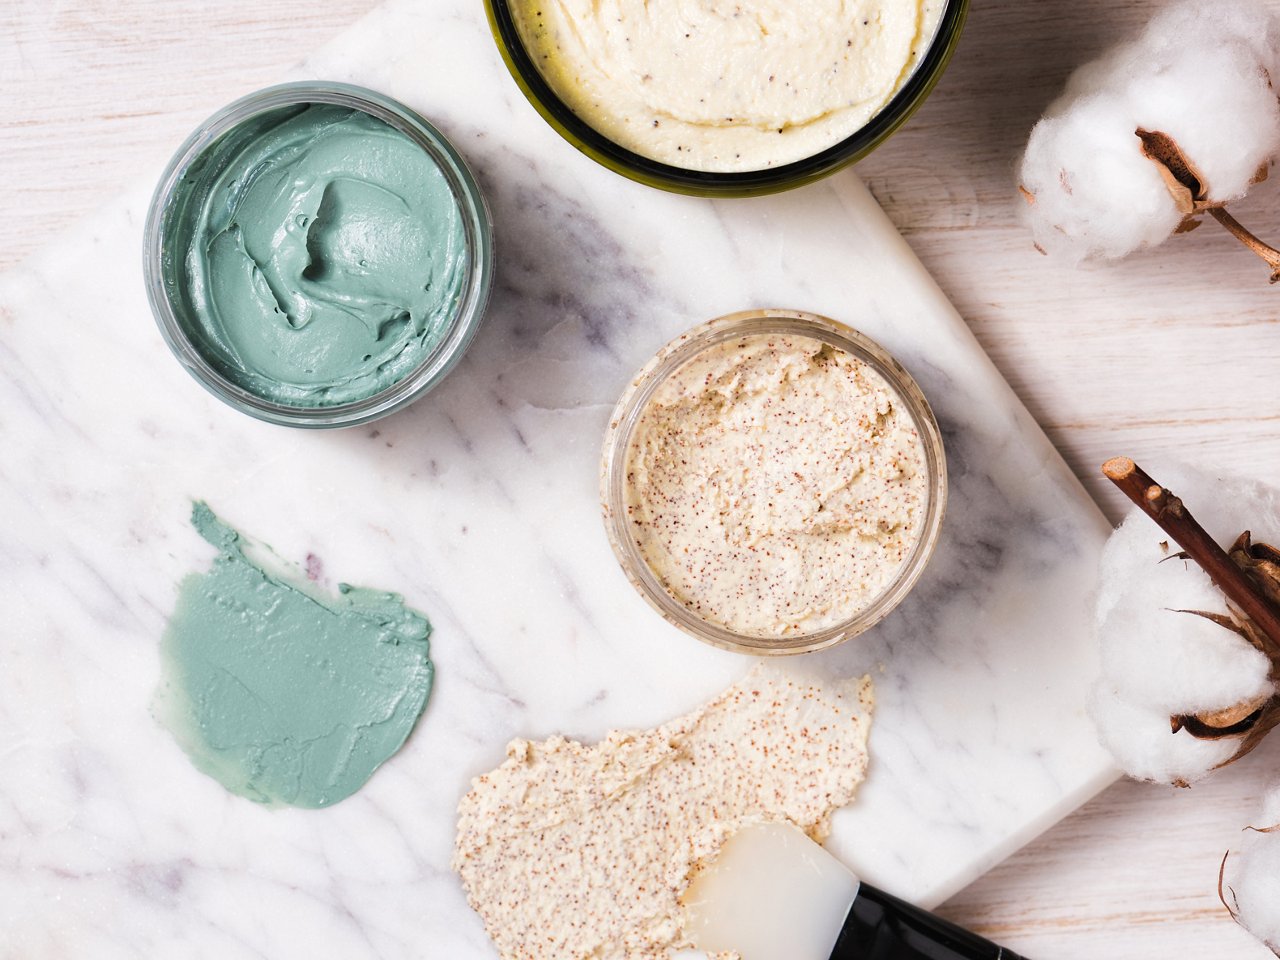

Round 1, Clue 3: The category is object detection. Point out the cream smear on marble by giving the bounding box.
[624,333,928,639]
[452,668,873,960]
[511,0,944,172]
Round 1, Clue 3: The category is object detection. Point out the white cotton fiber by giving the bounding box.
[1021,98,1182,261]
[1097,464,1280,621]
[1257,785,1280,830]
[1099,597,1273,716]
[1167,470,1280,547]
[1225,785,1280,953]
[1231,840,1280,953]
[1018,0,1280,262]
[1089,685,1238,785]
[1127,42,1280,201]
[1091,464,1280,785]
[1095,507,1207,627]
[1141,0,1280,79]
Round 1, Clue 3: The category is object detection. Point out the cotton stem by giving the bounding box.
[1208,207,1280,284]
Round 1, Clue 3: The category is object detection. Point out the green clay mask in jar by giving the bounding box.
[145,83,493,428]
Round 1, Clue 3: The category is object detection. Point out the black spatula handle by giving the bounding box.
[831,883,1030,960]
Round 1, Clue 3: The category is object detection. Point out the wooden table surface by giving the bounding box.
[4,1,1279,956]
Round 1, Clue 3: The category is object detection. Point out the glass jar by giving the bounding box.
[143,82,494,428]
[601,310,947,655]
[485,0,969,197]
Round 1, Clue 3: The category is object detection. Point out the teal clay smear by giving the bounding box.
[156,502,433,808]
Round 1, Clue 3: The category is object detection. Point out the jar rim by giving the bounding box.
[484,0,970,197]
[600,310,949,656]
[142,81,494,429]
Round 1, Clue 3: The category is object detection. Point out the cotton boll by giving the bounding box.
[1099,593,1274,716]
[1127,41,1280,203]
[1018,0,1280,264]
[1225,786,1280,954]
[1020,97,1183,261]
[1092,464,1280,783]
[1089,685,1238,785]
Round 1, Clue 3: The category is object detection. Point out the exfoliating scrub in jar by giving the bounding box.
[488,0,967,193]
[602,311,946,655]
[145,83,493,428]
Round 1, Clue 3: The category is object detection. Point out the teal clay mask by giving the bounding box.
[169,103,467,407]
[156,503,434,808]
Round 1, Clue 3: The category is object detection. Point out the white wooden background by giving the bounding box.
[4,1,1280,956]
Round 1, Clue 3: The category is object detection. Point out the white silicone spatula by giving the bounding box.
[682,822,1030,960]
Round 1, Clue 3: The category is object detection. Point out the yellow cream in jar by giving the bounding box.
[511,0,944,172]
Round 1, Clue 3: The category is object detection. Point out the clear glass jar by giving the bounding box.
[601,310,948,655]
[143,82,494,428]
[484,0,968,197]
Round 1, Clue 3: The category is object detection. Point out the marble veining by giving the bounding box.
[0,1,1115,957]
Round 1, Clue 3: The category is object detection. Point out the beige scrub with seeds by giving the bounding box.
[623,331,929,639]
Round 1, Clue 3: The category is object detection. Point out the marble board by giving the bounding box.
[0,1,1119,956]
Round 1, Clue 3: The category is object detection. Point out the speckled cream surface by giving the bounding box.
[452,668,873,960]
[510,0,944,172]
[624,333,928,639]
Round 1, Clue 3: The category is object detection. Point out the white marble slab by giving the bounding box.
[0,1,1117,956]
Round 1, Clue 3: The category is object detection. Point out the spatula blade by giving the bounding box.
[682,822,860,960]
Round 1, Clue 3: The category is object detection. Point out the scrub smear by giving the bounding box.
[453,666,874,960]
[156,502,434,808]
